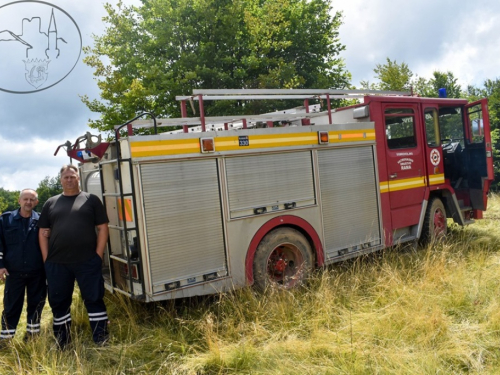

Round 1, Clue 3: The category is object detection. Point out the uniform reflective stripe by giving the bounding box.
[0,329,15,338]
[26,323,41,333]
[130,129,375,157]
[53,313,71,326]
[88,312,108,322]
[117,198,133,222]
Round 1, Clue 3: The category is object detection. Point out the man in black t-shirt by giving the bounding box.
[38,164,109,348]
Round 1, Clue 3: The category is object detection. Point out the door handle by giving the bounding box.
[390,173,397,179]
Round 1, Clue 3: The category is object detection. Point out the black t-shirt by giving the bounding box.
[38,192,108,264]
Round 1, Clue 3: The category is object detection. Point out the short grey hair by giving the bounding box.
[60,164,78,175]
[20,188,38,199]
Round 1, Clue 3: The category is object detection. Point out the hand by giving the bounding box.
[42,229,51,238]
[0,268,9,282]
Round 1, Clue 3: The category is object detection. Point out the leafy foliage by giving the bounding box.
[372,58,413,92]
[466,79,500,189]
[361,58,463,98]
[0,196,7,214]
[0,188,19,213]
[36,176,62,211]
[82,0,350,133]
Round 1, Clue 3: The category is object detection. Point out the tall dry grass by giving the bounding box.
[1,194,500,374]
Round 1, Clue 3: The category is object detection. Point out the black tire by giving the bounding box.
[420,197,447,245]
[253,227,313,291]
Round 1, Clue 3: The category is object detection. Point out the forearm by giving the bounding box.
[96,224,109,259]
[38,228,50,262]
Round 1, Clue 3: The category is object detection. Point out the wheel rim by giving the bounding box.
[266,243,304,288]
[433,207,446,236]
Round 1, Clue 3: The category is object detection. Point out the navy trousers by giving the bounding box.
[45,254,109,346]
[1,272,46,339]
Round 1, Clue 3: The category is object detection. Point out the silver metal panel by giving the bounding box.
[140,160,226,287]
[225,151,315,218]
[318,146,381,258]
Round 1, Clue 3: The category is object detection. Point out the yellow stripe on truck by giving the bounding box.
[130,129,375,158]
[428,174,445,185]
[380,174,445,193]
[379,176,427,193]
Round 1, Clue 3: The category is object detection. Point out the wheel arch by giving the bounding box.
[245,215,324,285]
[425,187,456,219]
[434,187,465,224]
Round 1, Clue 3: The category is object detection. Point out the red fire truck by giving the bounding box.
[61,89,494,302]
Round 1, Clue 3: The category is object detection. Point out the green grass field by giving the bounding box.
[1,195,500,374]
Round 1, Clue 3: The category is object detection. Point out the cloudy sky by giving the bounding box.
[0,0,499,192]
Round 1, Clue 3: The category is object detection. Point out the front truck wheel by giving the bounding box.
[253,227,314,290]
[420,197,447,245]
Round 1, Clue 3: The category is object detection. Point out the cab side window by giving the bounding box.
[466,104,485,144]
[385,108,416,149]
[424,108,440,147]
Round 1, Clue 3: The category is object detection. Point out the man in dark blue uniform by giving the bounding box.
[38,165,109,348]
[0,189,46,347]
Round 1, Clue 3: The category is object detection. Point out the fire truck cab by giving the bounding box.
[68,89,493,302]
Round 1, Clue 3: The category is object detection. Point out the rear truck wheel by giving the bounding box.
[253,227,313,290]
[420,197,447,245]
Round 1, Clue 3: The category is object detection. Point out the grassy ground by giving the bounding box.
[1,195,500,374]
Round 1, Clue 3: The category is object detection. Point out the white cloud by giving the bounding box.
[0,134,82,191]
[336,0,500,87]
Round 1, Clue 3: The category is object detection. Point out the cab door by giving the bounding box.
[383,104,427,229]
[464,99,494,210]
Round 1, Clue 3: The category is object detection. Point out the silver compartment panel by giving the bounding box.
[318,147,381,259]
[140,160,227,289]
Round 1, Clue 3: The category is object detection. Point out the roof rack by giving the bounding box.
[121,88,411,134]
[175,88,411,101]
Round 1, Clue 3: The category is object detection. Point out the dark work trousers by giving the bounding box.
[44,254,109,346]
[1,273,47,339]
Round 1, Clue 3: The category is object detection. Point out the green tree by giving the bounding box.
[0,188,19,212]
[36,176,62,211]
[82,0,350,133]
[467,78,500,190]
[0,196,7,214]
[369,58,413,92]
[418,71,462,98]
